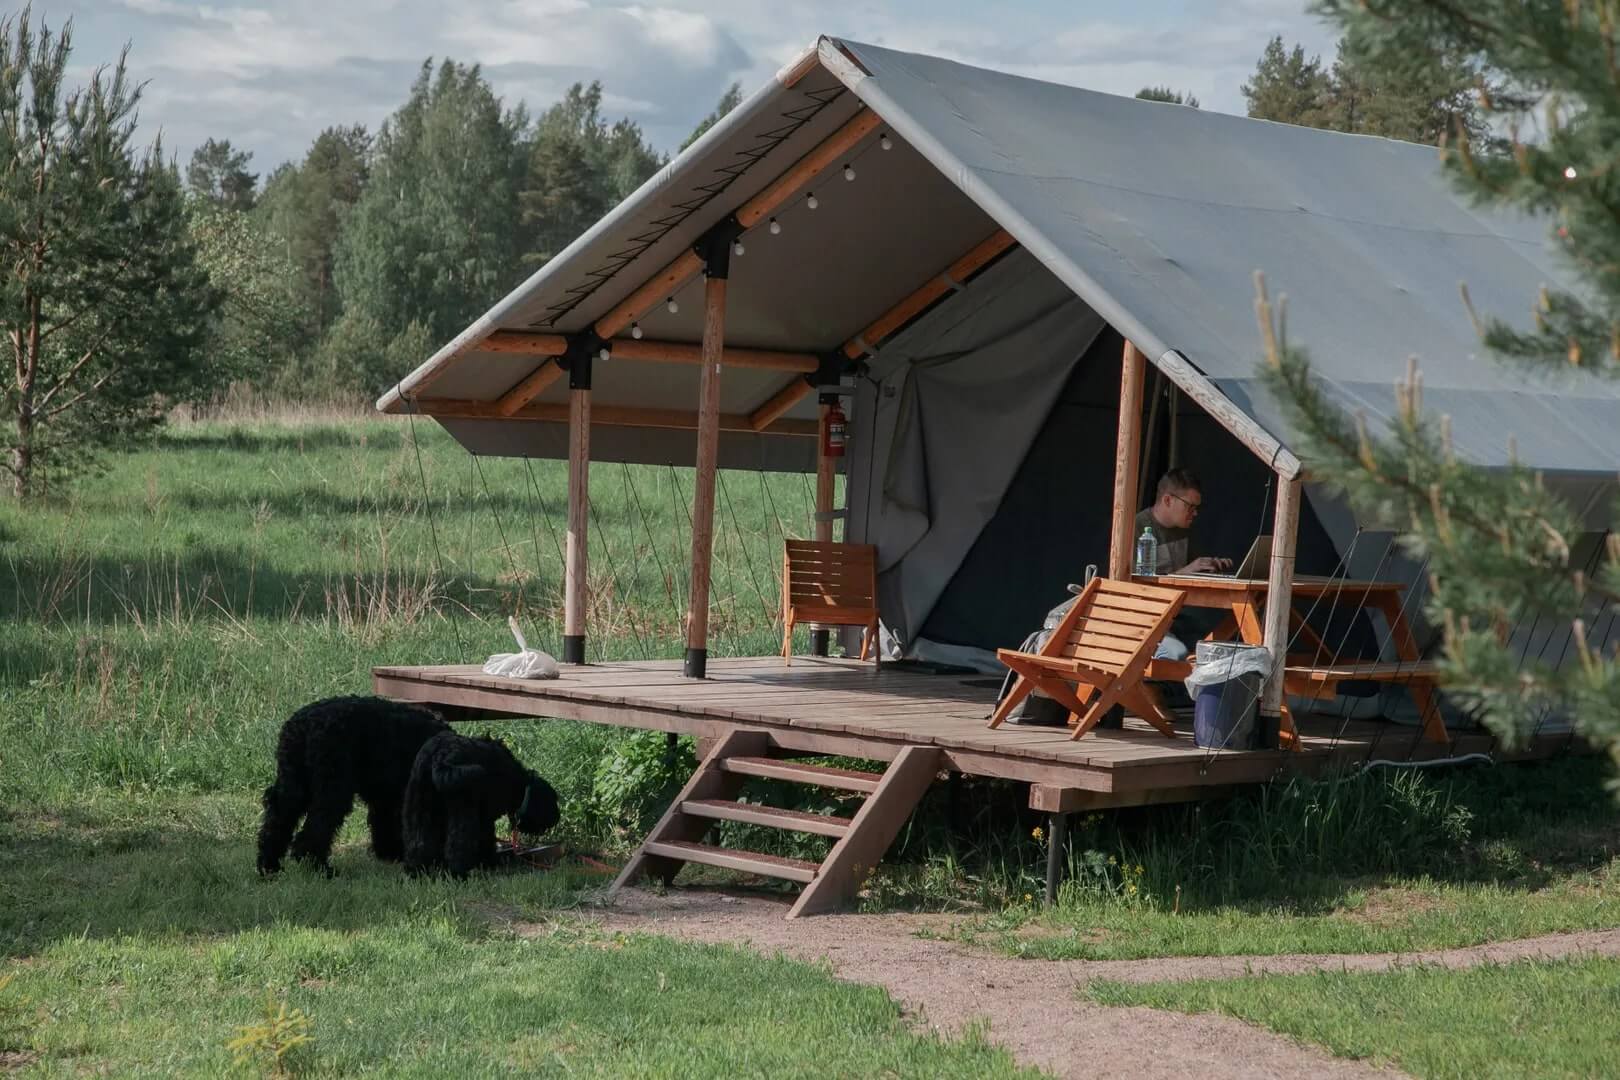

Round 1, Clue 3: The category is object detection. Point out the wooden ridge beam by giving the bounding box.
[481,332,818,372]
[842,228,1016,359]
[413,396,816,436]
[748,378,814,432]
[591,108,882,342]
[608,338,818,373]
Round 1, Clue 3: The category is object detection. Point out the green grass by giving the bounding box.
[1088,958,1620,1079]
[3,412,1620,1072]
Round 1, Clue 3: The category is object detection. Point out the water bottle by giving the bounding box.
[1133,527,1158,576]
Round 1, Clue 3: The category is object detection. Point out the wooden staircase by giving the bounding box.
[611,729,942,918]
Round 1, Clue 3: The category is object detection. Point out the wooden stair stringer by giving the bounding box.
[788,744,943,918]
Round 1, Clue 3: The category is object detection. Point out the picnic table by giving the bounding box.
[1136,574,1444,746]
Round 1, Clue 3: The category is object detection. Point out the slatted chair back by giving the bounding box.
[782,540,880,664]
[1043,577,1185,675]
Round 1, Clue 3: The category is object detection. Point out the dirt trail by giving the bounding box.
[536,886,1620,1080]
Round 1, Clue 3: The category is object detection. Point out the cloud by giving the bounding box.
[46,1,1339,173]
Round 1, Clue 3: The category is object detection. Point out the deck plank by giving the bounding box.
[374,656,1579,794]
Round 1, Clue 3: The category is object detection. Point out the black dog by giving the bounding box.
[256,696,449,876]
[401,731,560,878]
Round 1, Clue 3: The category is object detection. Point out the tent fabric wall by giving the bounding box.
[844,250,1104,651]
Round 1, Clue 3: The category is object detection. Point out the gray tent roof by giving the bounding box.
[381,36,1620,478]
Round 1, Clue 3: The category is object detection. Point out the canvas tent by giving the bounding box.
[380,36,1620,717]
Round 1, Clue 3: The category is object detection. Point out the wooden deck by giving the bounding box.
[373,656,1574,804]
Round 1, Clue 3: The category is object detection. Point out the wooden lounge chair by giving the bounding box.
[988,577,1186,740]
[781,540,880,664]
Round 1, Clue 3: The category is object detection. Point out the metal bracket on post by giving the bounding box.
[555,331,602,391]
[693,215,744,282]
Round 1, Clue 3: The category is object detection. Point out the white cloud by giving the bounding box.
[51,1,1339,172]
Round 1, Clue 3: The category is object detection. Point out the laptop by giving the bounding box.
[1185,534,1272,580]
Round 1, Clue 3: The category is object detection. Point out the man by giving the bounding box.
[1135,468,1230,661]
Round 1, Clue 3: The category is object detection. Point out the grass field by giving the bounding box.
[1090,957,1620,1079]
[2,412,1617,1074]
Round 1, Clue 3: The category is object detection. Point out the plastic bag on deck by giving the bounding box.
[483,616,560,680]
[1183,641,1271,696]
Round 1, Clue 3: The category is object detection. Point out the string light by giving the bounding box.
[1565,165,1579,179]
[806,192,818,209]
[666,297,679,314]
[597,347,610,362]
[630,322,643,339]
[768,217,781,235]
[880,133,892,150]
[843,163,856,181]
[733,239,745,256]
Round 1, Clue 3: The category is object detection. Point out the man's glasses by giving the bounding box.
[1169,492,1202,514]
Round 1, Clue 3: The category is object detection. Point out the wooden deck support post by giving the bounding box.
[1044,810,1068,906]
[562,338,594,664]
[1261,477,1302,730]
[1110,341,1148,580]
[684,220,742,679]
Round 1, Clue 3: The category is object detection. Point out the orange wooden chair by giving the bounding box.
[988,577,1186,740]
[781,540,880,665]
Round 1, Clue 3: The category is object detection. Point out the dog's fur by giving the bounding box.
[256,696,449,875]
[401,731,561,878]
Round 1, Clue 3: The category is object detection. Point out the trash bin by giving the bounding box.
[1185,642,1271,750]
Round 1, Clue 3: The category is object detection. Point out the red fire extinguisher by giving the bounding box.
[822,401,847,458]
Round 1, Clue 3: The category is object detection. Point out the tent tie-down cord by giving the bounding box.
[401,381,469,663]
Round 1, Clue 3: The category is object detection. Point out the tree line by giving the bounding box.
[0,9,1494,498]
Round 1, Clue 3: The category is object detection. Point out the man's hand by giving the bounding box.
[1179,556,1233,574]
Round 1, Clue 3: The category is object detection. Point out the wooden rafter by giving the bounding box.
[741,228,1018,432]
[607,338,818,373]
[495,361,565,418]
[479,331,568,355]
[841,228,1015,359]
[591,108,882,342]
[747,379,813,432]
[412,396,816,437]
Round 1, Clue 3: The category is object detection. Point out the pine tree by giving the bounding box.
[1243,36,1331,125]
[334,60,527,344]
[520,82,665,267]
[1135,86,1201,108]
[0,12,220,497]
[186,137,258,211]
[1259,1,1620,768]
[256,125,370,338]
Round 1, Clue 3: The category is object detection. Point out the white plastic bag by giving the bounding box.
[1183,642,1271,697]
[482,616,560,680]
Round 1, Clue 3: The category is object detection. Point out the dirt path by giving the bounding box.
[545,889,1620,1080]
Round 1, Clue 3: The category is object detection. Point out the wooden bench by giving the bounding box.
[781,540,879,665]
[989,577,1186,740]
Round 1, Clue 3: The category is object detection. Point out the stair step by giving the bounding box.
[682,798,853,837]
[642,840,819,883]
[721,756,884,794]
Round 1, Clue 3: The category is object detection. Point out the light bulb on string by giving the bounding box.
[880,133,892,150]
[666,297,679,314]
[597,347,610,362]
[843,163,856,181]
[630,322,643,339]
[733,239,745,256]
[806,192,818,209]
[769,217,781,235]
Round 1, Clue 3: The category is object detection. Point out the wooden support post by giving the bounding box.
[1044,810,1068,906]
[684,273,728,679]
[1110,341,1148,580]
[811,401,837,657]
[563,381,590,664]
[1261,477,1302,724]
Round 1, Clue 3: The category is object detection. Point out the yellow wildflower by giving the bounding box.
[1031,826,1044,841]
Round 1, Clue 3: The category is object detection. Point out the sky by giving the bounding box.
[34,0,1342,176]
